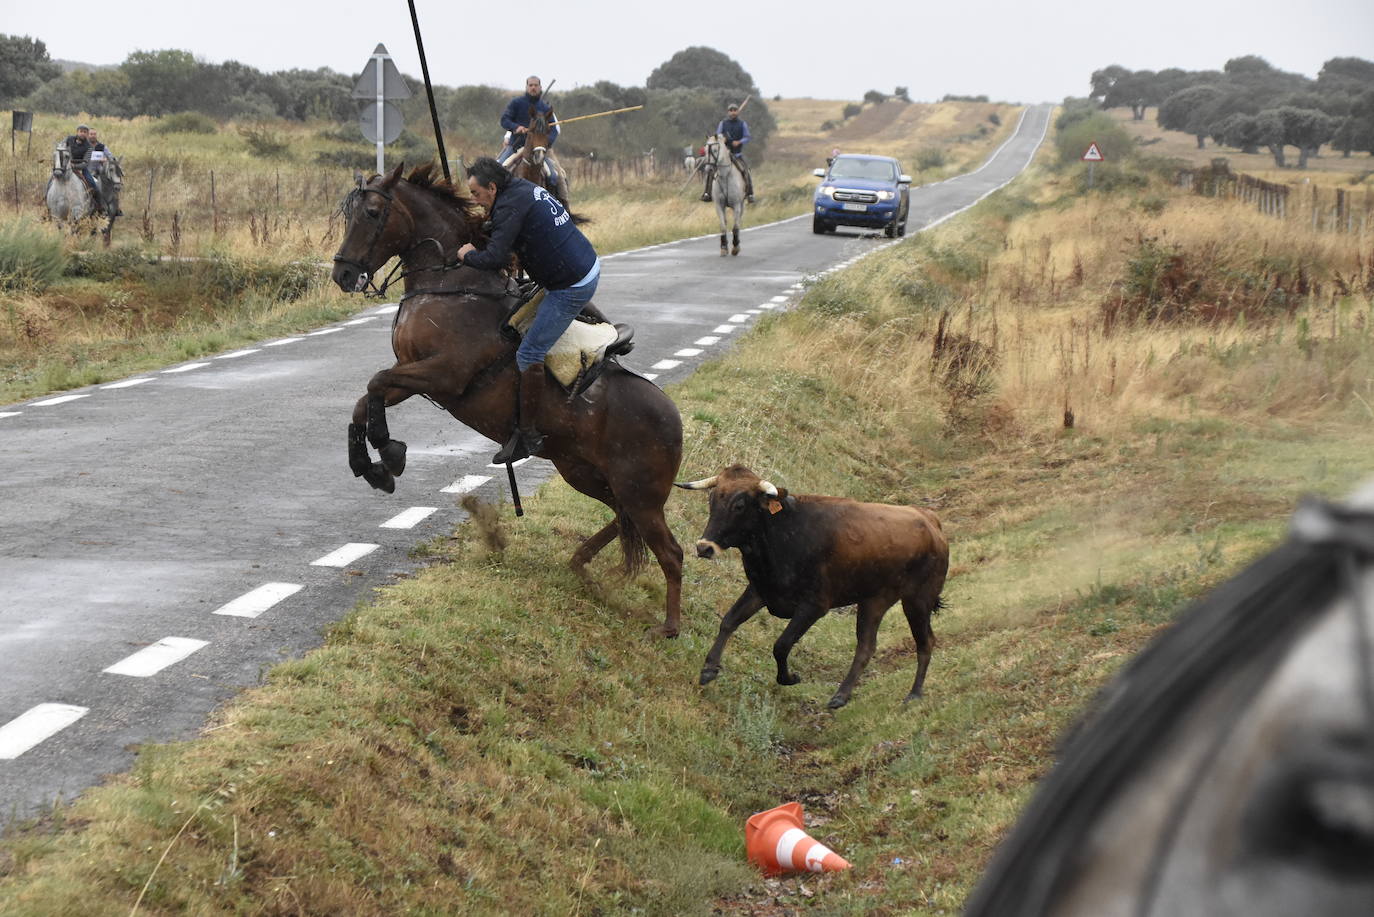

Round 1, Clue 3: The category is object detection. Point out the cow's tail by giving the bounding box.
[616,508,648,576]
[932,595,947,616]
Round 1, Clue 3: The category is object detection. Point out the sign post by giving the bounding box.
[1081,141,1104,189]
[11,111,33,157]
[352,44,412,173]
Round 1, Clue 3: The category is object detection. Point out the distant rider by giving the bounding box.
[702,103,755,204]
[456,157,600,465]
[61,123,104,215]
[87,129,121,215]
[497,75,562,196]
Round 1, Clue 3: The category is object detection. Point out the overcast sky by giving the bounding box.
[6,0,1372,104]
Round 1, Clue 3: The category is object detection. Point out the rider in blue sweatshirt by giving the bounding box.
[702,103,755,204]
[457,157,599,463]
[498,75,562,194]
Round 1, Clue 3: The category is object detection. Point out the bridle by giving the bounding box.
[334,181,489,300]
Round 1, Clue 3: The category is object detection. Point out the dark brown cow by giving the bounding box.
[676,464,948,708]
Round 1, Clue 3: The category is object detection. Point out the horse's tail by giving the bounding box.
[615,507,648,576]
[570,212,591,225]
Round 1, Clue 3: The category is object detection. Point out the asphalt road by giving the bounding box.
[0,103,1051,825]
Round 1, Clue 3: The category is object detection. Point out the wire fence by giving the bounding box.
[1177,159,1373,236]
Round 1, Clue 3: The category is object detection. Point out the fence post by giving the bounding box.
[12,169,18,215]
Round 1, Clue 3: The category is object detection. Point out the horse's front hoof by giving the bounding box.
[731,248,740,256]
[777,672,801,687]
[362,462,395,494]
[379,439,407,476]
[826,693,850,710]
[645,623,679,640]
[699,667,720,686]
[902,689,923,704]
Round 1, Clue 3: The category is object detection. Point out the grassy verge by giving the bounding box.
[4,131,1373,913]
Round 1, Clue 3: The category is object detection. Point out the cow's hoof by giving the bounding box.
[699,668,720,686]
[826,694,850,710]
[778,672,801,687]
[362,462,395,494]
[379,439,407,476]
[902,690,923,704]
[645,623,679,640]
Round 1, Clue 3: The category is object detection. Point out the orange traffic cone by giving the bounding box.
[745,802,851,876]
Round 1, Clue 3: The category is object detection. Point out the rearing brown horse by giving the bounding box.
[330,162,685,637]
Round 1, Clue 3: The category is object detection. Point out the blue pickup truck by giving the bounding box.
[811,153,912,237]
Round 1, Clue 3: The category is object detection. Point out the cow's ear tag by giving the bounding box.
[768,499,783,514]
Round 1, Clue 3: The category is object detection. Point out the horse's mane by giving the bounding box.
[404,162,485,225]
[338,162,485,232]
[963,497,1374,916]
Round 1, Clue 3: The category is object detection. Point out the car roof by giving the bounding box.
[832,153,900,164]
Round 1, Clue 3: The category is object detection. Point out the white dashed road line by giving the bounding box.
[306,328,342,336]
[216,349,261,360]
[713,325,736,334]
[103,637,209,677]
[674,349,703,357]
[375,305,399,314]
[264,338,303,347]
[0,704,89,760]
[213,582,303,618]
[0,411,21,419]
[380,507,438,529]
[441,474,492,494]
[102,378,153,389]
[310,543,379,567]
[651,360,682,371]
[643,373,659,381]
[728,314,749,322]
[31,394,89,406]
[694,336,721,346]
[162,363,209,374]
[344,317,377,325]
[770,295,789,303]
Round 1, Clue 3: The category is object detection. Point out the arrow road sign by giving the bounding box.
[1081,142,1105,162]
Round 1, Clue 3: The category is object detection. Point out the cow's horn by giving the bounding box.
[674,475,718,490]
[758,480,779,497]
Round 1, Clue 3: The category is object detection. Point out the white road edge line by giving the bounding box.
[1,411,23,419]
[344,317,377,325]
[311,543,380,567]
[380,507,438,529]
[441,474,492,494]
[694,336,721,346]
[213,582,303,618]
[103,637,209,677]
[0,704,89,760]
[651,359,682,370]
[216,349,261,360]
[162,363,209,374]
[713,325,736,334]
[306,328,343,336]
[102,378,153,389]
[264,338,303,347]
[31,394,89,406]
[674,348,703,357]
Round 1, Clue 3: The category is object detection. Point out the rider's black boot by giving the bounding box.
[492,363,547,464]
[746,174,755,204]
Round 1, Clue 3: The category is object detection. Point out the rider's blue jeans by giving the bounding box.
[516,269,599,371]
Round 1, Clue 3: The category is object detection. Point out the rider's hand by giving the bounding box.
[457,243,475,261]
[515,126,528,134]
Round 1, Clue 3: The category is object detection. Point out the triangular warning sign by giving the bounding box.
[1081,142,1104,162]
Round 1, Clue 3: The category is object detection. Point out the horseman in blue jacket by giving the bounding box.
[498,75,562,194]
[457,157,599,464]
[701,103,755,204]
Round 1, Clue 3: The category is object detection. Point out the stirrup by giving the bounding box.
[700,192,712,202]
[491,428,543,465]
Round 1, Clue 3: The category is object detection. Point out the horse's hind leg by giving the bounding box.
[624,504,684,639]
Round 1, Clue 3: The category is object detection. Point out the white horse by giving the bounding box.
[705,134,746,256]
[45,144,122,239]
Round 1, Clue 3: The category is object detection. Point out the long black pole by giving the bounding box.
[406,0,450,183]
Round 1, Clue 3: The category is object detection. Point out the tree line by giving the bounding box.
[1090,55,1374,168]
[1,36,775,166]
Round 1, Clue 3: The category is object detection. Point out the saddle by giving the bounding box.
[503,284,635,394]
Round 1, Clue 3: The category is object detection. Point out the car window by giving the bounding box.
[829,159,897,181]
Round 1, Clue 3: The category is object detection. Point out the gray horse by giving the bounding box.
[45,144,122,238]
[705,134,746,256]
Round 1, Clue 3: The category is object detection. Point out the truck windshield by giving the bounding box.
[829,159,897,181]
